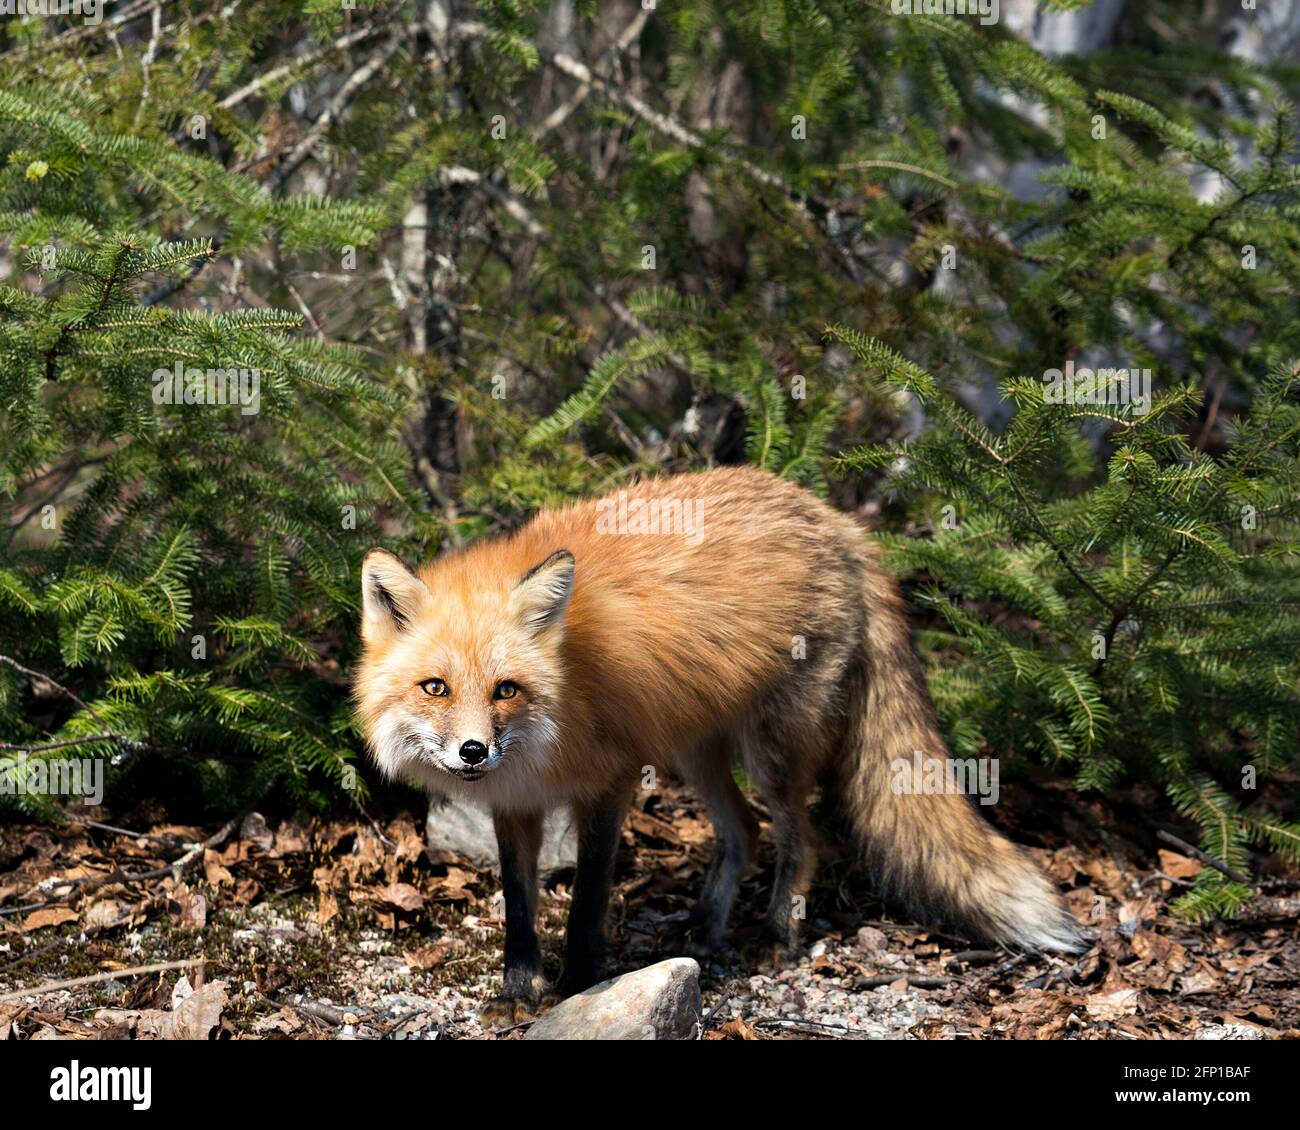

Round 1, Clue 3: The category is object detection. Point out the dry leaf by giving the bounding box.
[252,1007,302,1035]
[1085,988,1140,1021]
[403,941,458,970]
[83,899,128,930]
[1179,970,1222,996]
[389,818,427,865]
[167,979,228,1040]
[1131,927,1188,971]
[430,867,476,903]
[203,849,234,887]
[627,809,682,846]
[270,821,310,857]
[1157,849,1203,880]
[316,891,339,926]
[23,906,77,931]
[0,1004,23,1040]
[175,889,207,928]
[374,882,423,912]
[719,1016,758,1040]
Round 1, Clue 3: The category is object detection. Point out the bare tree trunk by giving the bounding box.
[403,1,470,509]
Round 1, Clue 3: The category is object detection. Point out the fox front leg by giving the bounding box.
[554,788,632,998]
[480,809,546,1025]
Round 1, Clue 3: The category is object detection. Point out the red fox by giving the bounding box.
[354,467,1081,1019]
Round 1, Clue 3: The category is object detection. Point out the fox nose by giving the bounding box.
[458,740,489,766]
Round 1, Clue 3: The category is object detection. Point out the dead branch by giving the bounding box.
[0,958,203,1004]
[1157,829,1252,886]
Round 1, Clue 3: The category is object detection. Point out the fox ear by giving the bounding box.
[361,549,428,644]
[511,550,575,636]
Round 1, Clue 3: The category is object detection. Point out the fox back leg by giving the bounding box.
[744,690,843,959]
[681,737,759,954]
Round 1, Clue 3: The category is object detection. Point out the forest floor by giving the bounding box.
[2,778,1297,1041]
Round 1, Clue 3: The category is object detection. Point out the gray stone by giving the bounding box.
[425,792,577,875]
[524,958,702,1041]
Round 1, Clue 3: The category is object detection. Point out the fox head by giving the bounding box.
[353,547,574,796]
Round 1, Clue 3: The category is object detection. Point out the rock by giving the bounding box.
[239,811,275,852]
[525,958,702,1041]
[856,926,888,953]
[425,793,577,875]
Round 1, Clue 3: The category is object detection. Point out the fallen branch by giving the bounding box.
[0,958,203,1004]
[751,1017,874,1038]
[1157,829,1252,886]
[853,973,953,990]
[942,949,1001,966]
[1236,896,1300,923]
[700,982,738,1029]
[277,994,377,1026]
[0,789,269,917]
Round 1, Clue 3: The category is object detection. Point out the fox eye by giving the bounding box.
[494,681,518,700]
[420,678,449,697]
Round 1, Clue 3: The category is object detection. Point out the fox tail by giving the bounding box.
[838,554,1084,952]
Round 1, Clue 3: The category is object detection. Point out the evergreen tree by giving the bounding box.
[1,2,1296,918]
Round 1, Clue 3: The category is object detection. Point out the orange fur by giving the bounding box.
[354,466,1081,956]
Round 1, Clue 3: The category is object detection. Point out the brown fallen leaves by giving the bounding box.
[3,808,487,942]
[930,840,1298,1040]
[0,806,494,1039]
[96,977,230,1040]
[1,783,1298,1041]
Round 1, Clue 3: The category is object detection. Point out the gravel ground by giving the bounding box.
[3,786,1297,1041]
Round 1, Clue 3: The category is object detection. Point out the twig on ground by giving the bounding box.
[943,949,1001,966]
[0,958,203,1004]
[701,982,738,1029]
[1023,955,1079,991]
[854,974,953,990]
[60,814,189,847]
[751,1017,869,1038]
[1236,896,1300,923]
[0,788,270,917]
[1157,829,1252,886]
[277,995,378,1026]
[486,1017,536,1036]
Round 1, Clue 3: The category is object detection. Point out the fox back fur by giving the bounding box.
[355,467,1080,1007]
